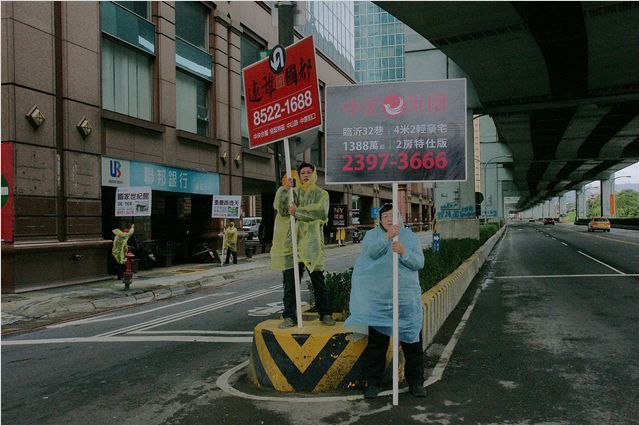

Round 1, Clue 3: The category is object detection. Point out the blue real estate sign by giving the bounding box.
[325,79,467,184]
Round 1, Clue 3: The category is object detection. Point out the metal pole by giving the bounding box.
[284,138,303,328]
[273,2,296,192]
[392,182,399,406]
[221,218,226,267]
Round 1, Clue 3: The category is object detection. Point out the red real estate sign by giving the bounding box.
[1,142,14,242]
[242,35,322,149]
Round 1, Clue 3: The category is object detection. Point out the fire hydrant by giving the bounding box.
[122,248,135,290]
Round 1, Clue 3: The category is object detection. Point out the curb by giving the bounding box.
[62,263,269,318]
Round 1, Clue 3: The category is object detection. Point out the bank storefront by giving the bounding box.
[101,157,220,268]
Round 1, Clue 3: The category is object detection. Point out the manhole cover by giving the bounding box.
[171,269,205,274]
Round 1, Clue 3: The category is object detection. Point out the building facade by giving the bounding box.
[0,1,411,293]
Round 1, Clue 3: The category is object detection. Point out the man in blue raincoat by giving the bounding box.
[345,203,426,398]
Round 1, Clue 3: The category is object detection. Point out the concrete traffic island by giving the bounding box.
[247,315,403,393]
[247,227,507,395]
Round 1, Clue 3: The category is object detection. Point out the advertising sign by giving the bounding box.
[102,157,219,195]
[212,195,242,219]
[371,206,380,221]
[325,79,467,184]
[115,186,152,217]
[242,36,322,148]
[329,204,348,228]
[1,143,14,242]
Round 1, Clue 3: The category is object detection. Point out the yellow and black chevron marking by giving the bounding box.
[248,320,403,393]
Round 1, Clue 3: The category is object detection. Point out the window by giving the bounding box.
[241,35,263,147]
[311,134,324,167]
[101,37,152,120]
[175,2,211,136]
[115,1,148,19]
[176,71,209,136]
[176,2,208,50]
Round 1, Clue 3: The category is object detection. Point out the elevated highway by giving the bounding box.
[378,2,639,210]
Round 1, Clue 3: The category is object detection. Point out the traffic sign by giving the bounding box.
[1,175,8,207]
[242,35,322,149]
[1,142,14,242]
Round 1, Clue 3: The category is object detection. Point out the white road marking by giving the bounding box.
[577,251,625,274]
[424,278,484,386]
[1,336,253,345]
[495,274,638,279]
[561,242,568,246]
[96,287,281,337]
[128,330,254,335]
[47,296,210,328]
[216,360,409,402]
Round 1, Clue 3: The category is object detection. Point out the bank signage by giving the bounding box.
[212,195,242,219]
[115,186,152,217]
[242,36,322,148]
[101,157,219,195]
[325,79,467,184]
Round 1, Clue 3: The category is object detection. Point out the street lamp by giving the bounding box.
[482,154,512,220]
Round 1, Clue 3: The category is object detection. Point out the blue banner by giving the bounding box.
[130,161,219,195]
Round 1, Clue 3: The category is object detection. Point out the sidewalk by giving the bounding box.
[1,231,433,334]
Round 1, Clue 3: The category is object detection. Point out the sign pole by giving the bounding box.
[284,138,304,328]
[221,218,226,267]
[392,182,399,406]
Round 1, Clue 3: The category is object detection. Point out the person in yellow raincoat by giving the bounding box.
[112,224,134,279]
[274,162,335,328]
[271,171,300,272]
[223,221,238,265]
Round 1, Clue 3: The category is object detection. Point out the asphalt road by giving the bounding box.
[2,225,638,424]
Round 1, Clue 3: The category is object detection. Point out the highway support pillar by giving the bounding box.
[601,177,615,217]
[576,186,587,220]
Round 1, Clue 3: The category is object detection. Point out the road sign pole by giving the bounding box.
[392,181,399,406]
[221,218,226,267]
[284,138,304,328]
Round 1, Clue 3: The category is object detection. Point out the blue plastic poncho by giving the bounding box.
[344,225,425,343]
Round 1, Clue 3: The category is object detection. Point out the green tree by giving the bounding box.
[587,196,601,218]
[616,190,639,218]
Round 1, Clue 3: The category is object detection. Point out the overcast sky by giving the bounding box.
[585,161,639,189]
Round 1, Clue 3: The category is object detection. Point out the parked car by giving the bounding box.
[588,217,611,232]
[528,218,536,223]
[243,217,262,240]
[543,217,555,225]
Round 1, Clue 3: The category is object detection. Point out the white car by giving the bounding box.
[243,217,261,240]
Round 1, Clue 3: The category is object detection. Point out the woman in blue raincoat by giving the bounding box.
[345,203,427,398]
